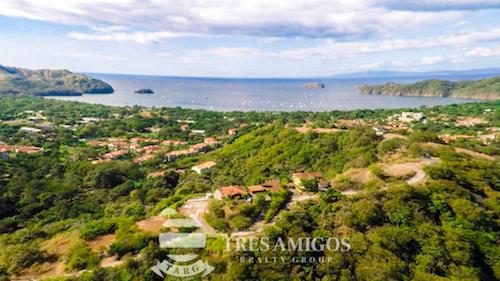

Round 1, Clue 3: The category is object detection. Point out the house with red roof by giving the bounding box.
[214,185,247,200]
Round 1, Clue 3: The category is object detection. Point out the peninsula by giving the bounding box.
[0,65,114,96]
[359,76,500,100]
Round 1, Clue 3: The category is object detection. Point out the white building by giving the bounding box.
[19,127,42,133]
[399,112,424,123]
[191,161,217,174]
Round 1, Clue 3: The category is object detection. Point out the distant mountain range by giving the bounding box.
[359,76,500,100]
[0,65,113,96]
[331,68,500,79]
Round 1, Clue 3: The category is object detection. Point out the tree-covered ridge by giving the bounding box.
[359,76,500,100]
[210,125,377,185]
[0,65,114,96]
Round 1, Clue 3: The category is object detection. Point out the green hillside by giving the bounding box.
[0,96,498,281]
[359,76,500,100]
[0,65,114,96]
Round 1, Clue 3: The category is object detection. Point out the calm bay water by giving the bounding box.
[50,73,482,112]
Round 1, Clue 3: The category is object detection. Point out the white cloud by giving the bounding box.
[378,0,500,11]
[68,30,199,44]
[259,37,284,44]
[416,56,444,65]
[53,52,128,62]
[90,25,128,33]
[270,27,500,60]
[359,63,382,70]
[195,47,270,59]
[157,52,173,58]
[166,26,500,66]
[157,52,203,64]
[465,46,500,57]
[0,0,464,39]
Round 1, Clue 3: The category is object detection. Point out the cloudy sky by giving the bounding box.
[0,0,499,77]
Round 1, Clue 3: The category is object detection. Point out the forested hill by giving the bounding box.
[359,76,500,100]
[0,65,114,96]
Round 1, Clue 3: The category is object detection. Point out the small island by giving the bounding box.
[304,82,325,89]
[134,89,155,94]
[0,65,114,96]
[359,76,500,100]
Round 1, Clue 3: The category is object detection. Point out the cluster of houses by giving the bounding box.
[213,180,281,200]
[89,137,175,164]
[165,138,220,162]
[0,144,43,160]
[88,136,220,164]
[212,172,330,201]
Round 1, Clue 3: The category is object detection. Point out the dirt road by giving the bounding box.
[178,196,216,235]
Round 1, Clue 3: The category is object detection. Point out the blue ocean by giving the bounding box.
[50,73,486,111]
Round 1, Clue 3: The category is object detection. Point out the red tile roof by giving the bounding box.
[219,185,247,198]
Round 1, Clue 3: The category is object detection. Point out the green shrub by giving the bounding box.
[377,138,405,155]
[64,241,100,271]
[80,218,117,240]
[2,243,48,275]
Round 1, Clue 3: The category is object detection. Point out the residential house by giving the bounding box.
[247,185,266,194]
[177,119,196,124]
[107,140,129,150]
[133,154,155,164]
[19,127,42,133]
[165,149,195,162]
[214,185,247,200]
[14,146,43,154]
[162,140,188,146]
[102,149,128,160]
[439,134,474,143]
[191,129,206,135]
[165,139,219,162]
[87,140,106,147]
[191,142,218,153]
[399,112,424,123]
[128,144,142,153]
[248,179,282,194]
[79,117,104,124]
[478,133,499,145]
[247,181,277,193]
[141,145,162,154]
[145,127,161,133]
[292,172,329,192]
[131,137,159,144]
[191,161,217,174]
[204,137,217,144]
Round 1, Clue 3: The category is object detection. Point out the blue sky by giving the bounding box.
[0,0,499,77]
